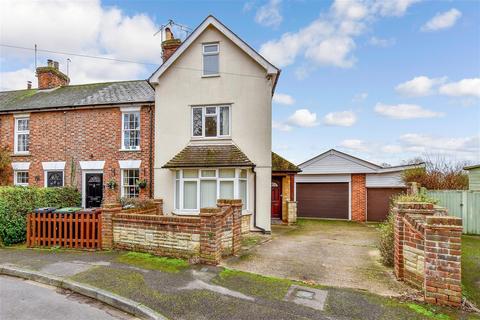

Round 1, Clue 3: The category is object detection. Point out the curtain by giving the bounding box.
[183,181,197,209]
[200,180,217,208]
[220,181,234,199]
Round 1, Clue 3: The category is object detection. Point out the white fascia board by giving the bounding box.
[42,161,66,171]
[79,161,105,170]
[377,163,425,173]
[12,162,30,170]
[299,149,381,173]
[119,160,141,169]
[148,15,279,84]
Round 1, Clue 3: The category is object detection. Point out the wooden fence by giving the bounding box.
[427,190,480,235]
[26,210,102,249]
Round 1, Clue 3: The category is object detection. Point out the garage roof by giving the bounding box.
[298,149,424,175]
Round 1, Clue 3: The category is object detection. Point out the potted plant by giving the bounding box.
[137,179,148,189]
[107,178,117,190]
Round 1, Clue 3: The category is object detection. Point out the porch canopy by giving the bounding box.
[272,152,301,174]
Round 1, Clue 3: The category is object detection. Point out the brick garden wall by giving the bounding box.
[393,202,463,307]
[0,105,154,203]
[101,199,243,265]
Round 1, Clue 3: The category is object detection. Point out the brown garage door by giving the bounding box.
[297,183,349,219]
[367,188,406,221]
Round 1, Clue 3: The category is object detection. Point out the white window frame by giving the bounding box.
[202,42,219,77]
[121,108,141,151]
[14,171,29,186]
[14,116,30,155]
[191,105,231,138]
[121,168,140,198]
[173,168,248,214]
[44,170,65,188]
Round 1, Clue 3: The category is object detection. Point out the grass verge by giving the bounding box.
[116,252,189,273]
[462,235,480,307]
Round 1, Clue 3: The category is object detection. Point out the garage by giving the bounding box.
[297,182,349,219]
[367,188,406,221]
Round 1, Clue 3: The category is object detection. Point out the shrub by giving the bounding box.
[0,147,11,186]
[0,186,81,245]
[377,191,437,267]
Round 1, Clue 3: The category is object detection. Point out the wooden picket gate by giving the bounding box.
[26,210,102,249]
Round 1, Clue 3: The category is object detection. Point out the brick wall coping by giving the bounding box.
[395,202,435,210]
[120,207,157,215]
[404,214,427,236]
[425,216,462,228]
[112,213,200,227]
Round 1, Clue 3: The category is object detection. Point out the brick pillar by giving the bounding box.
[199,207,222,265]
[153,198,163,215]
[217,199,243,256]
[393,207,405,280]
[351,174,366,222]
[424,216,463,307]
[101,203,122,250]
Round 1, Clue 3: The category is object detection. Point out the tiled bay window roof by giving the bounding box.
[163,144,255,168]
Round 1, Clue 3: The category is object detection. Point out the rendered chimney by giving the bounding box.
[161,27,181,62]
[27,81,32,89]
[36,59,70,90]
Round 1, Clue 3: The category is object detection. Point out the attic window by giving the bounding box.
[202,43,219,76]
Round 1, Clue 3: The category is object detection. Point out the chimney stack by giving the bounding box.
[161,27,181,62]
[27,81,32,89]
[36,59,70,90]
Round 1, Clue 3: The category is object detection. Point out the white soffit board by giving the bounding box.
[148,15,279,84]
[119,160,141,169]
[11,162,30,170]
[42,161,66,170]
[79,161,105,170]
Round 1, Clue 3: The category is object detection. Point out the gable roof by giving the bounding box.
[0,80,154,113]
[299,149,424,175]
[148,15,280,91]
[272,152,301,173]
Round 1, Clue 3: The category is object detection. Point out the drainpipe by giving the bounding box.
[252,166,267,234]
[149,105,154,198]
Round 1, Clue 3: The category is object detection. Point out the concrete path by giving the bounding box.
[224,219,412,296]
[0,275,136,320]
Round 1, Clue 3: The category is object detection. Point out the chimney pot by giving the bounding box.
[27,81,32,90]
[53,61,59,70]
[47,59,53,67]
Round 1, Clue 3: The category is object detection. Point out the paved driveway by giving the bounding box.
[224,219,411,296]
[0,275,135,320]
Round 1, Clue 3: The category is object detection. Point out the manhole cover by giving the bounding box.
[295,290,315,300]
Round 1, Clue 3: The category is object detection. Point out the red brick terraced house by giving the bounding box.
[0,60,155,207]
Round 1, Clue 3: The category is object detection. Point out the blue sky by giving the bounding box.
[1,0,479,165]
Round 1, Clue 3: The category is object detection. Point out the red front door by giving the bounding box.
[271,178,282,219]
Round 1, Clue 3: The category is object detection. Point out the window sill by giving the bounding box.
[190,137,231,141]
[11,153,31,157]
[119,149,141,152]
[201,74,220,78]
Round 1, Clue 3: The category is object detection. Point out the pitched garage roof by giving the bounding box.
[163,144,255,168]
[0,80,154,113]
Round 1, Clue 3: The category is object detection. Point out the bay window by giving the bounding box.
[174,168,248,213]
[192,105,230,138]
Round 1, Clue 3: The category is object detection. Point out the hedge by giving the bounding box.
[0,186,81,245]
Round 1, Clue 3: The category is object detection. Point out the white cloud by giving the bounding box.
[369,36,396,47]
[0,68,36,91]
[395,76,447,97]
[323,111,357,127]
[273,93,295,105]
[381,145,403,154]
[374,103,444,119]
[421,8,462,32]
[272,120,292,132]
[439,78,480,98]
[340,139,369,152]
[0,0,160,90]
[400,133,479,158]
[286,109,318,127]
[255,0,283,28]
[259,0,418,71]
